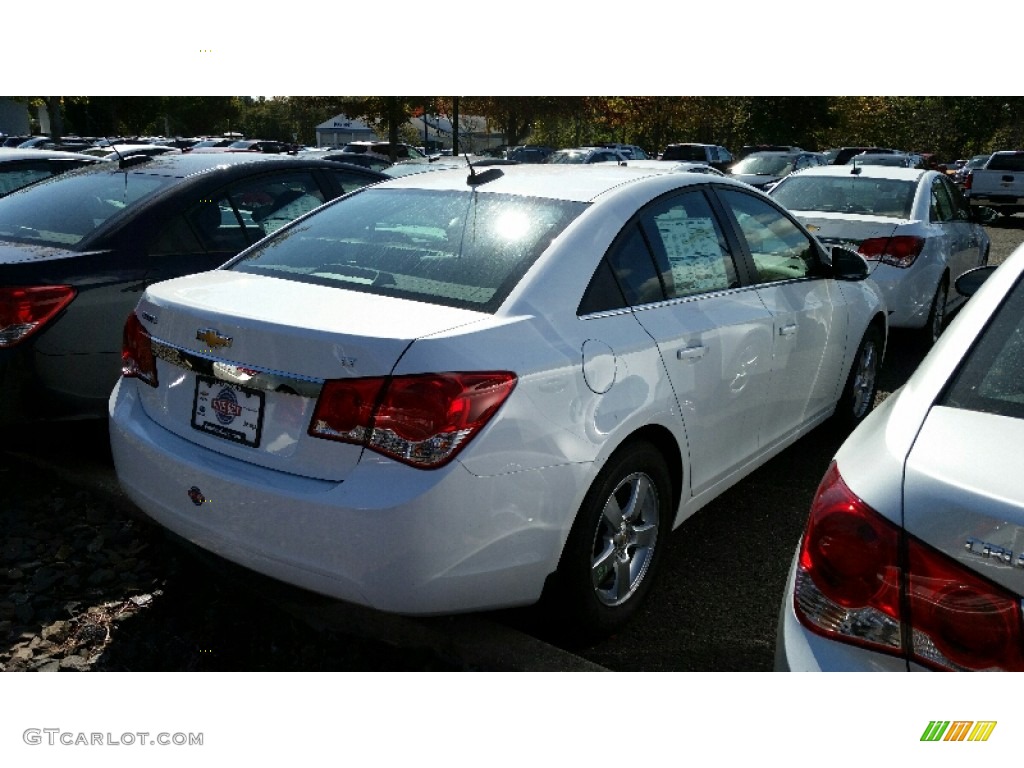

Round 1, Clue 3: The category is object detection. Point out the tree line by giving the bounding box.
[21,96,1024,161]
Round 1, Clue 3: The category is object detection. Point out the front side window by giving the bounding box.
[719,189,818,283]
[233,187,586,312]
[580,189,738,313]
[931,178,955,222]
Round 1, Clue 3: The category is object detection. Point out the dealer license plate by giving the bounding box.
[191,376,264,447]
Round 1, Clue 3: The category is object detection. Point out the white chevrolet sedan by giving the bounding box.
[770,165,991,346]
[110,165,886,638]
[777,244,1024,671]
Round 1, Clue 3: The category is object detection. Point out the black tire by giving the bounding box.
[834,325,882,431]
[922,277,948,348]
[546,440,671,642]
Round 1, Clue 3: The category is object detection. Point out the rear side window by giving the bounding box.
[942,274,1024,420]
[579,189,738,314]
[232,187,586,312]
[640,190,737,297]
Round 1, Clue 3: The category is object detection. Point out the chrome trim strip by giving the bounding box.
[150,337,324,398]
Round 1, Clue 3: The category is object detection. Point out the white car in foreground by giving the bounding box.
[770,165,991,345]
[777,244,1024,671]
[110,164,886,638]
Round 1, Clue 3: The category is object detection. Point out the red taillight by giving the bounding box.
[0,285,76,347]
[794,461,1024,670]
[965,171,973,191]
[907,541,1024,671]
[121,312,158,387]
[309,372,517,468]
[857,236,926,268]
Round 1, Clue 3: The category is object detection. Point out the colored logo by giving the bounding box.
[196,328,232,349]
[921,721,997,742]
[211,387,241,424]
[187,486,206,506]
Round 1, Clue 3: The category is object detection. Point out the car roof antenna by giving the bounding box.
[106,137,126,165]
[466,152,504,186]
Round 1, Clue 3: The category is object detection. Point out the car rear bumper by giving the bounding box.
[0,346,112,424]
[868,263,946,329]
[109,377,588,616]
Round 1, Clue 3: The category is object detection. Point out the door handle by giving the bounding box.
[677,345,707,360]
[779,324,798,337]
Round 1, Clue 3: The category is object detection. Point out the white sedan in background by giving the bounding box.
[770,165,991,345]
[110,165,886,639]
[777,244,1024,671]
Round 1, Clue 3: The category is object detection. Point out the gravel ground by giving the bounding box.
[0,441,457,671]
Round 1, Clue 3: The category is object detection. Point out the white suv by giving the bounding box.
[340,142,428,163]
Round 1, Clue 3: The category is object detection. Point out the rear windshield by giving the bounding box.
[770,175,916,219]
[0,167,171,247]
[986,153,1024,172]
[731,154,794,175]
[662,146,708,162]
[231,187,587,312]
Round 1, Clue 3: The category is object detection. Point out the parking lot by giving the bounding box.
[3,217,1021,672]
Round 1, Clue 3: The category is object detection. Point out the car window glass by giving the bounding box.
[0,165,53,195]
[603,224,666,306]
[232,187,586,313]
[185,193,251,252]
[0,167,170,247]
[189,171,328,249]
[931,179,955,222]
[639,190,738,298]
[331,169,379,195]
[718,189,818,283]
[150,214,204,255]
[941,176,972,220]
[771,176,915,219]
[578,257,629,314]
[942,274,1024,419]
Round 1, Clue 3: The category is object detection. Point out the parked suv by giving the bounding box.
[341,141,428,162]
[659,143,733,171]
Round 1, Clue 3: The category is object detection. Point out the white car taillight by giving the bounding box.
[0,285,76,347]
[794,462,1024,671]
[121,312,158,387]
[309,372,517,469]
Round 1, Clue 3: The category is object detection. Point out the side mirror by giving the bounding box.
[970,206,999,225]
[955,265,998,297]
[829,245,869,280]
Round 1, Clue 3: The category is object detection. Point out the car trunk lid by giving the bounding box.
[904,405,1024,596]
[131,270,486,481]
[793,212,902,274]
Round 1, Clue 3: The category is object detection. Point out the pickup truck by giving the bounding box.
[964,151,1024,215]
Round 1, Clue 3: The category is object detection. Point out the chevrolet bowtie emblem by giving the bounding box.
[196,328,233,349]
